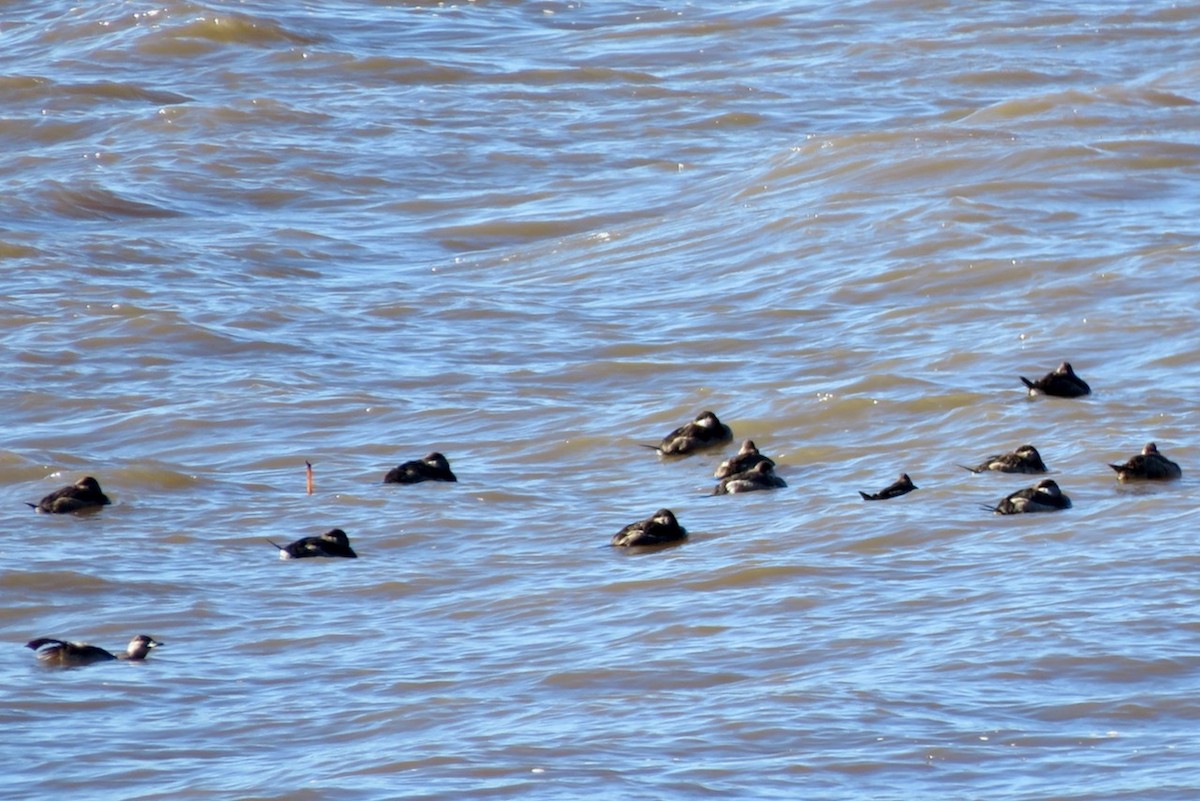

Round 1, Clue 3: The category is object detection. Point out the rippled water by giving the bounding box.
[3,1,1200,798]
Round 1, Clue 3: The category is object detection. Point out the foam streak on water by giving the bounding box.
[2,2,1199,798]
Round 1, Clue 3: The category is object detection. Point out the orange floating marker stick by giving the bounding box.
[305,461,314,495]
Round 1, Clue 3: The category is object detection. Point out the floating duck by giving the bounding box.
[1020,362,1090,397]
[959,444,1048,474]
[384,452,457,484]
[26,634,161,667]
[269,528,358,559]
[714,439,775,479]
[714,461,787,495]
[645,411,732,456]
[27,476,111,514]
[611,508,687,548]
[1108,442,1182,481]
[987,478,1072,514]
[859,473,917,501]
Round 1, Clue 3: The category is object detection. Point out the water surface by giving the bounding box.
[2,2,1199,798]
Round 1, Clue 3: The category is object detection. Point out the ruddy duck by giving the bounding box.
[646,411,733,456]
[1020,362,1091,398]
[714,439,775,479]
[269,528,358,559]
[27,634,161,667]
[714,461,787,495]
[611,508,687,548]
[384,452,457,484]
[27,476,111,514]
[959,444,1048,474]
[1108,442,1182,481]
[987,478,1071,514]
[859,473,917,501]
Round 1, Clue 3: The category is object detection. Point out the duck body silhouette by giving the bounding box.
[648,411,732,456]
[611,509,687,548]
[960,445,1048,474]
[714,461,787,495]
[714,439,775,479]
[270,528,358,559]
[1020,362,1091,398]
[27,476,111,513]
[859,473,917,501]
[1108,443,1181,481]
[27,634,161,667]
[988,479,1072,514]
[384,452,457,484]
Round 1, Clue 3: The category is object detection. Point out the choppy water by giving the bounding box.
[3,1,1200,798]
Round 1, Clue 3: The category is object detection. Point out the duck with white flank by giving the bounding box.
[269,528,359,559]
[1108,442,1182,481]
[959,444,1048,474]
[611,509,687,548]
[714,439,775,479]
[27,634,161,667]
[714,461,787,495]
[1020,361,1091,398]
[986,479,1072,514]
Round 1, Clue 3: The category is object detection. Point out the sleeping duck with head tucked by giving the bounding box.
[269,528,358,559]
[645,411,733,457]
[714,439,775,479]
[27,476,111,514]
[713,460,787,495]
[1108,442,1182,482]
[1019,361,1091,398]
[384,452,457,484]
[611,508,687,548]
[959,444,1048,474]
[986,478,1072,514]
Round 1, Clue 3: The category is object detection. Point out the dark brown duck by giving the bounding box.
[611,508,687,548]
[1108,442,1182,481]
[986,479,1072,514]
[27,476,111,514]
[645,411,733,456]
[859,473,917,501]
[959,444,1048,474]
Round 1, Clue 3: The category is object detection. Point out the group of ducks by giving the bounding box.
[258,452,461,558]
[611,361,1183,546]
[22,452,461,666]
[983,362,1180,510]
[22,362,1184,665]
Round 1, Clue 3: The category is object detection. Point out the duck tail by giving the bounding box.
[957,464,982,474]
[1019,376,1035,390]
[859,491,875,501]
[26,638,66,650]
